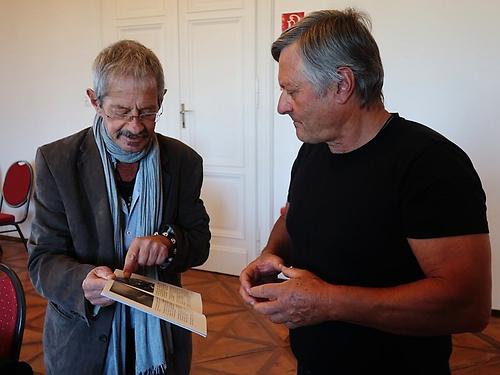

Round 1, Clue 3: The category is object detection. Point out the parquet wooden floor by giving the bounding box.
[1,237,500,374]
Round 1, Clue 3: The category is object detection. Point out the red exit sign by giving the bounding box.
[281,12,305,31]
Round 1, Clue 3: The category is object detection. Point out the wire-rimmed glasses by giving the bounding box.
[101,106,163,123]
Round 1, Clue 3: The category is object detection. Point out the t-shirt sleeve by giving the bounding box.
[400,141,488,239]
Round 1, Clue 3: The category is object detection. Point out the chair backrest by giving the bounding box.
[0,263,26,361]
[1,161,33,222]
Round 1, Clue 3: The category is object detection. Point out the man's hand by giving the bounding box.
[239,252,286,305]
[123,234,170,278]
[248,266,333,329]
[82,266,116,307]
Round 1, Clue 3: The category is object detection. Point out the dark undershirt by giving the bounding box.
[115,175,136,373]
[116,178,135,209]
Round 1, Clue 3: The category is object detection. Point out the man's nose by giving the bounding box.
[277,91,292,115]
[126,116,146,132]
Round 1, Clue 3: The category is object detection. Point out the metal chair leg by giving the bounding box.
[14,224,28,252]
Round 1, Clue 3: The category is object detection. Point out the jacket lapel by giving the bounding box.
[77,129,115,257]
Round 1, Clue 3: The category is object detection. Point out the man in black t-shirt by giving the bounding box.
[239,8,491,375]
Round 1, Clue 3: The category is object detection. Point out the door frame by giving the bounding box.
[254,0,275,261]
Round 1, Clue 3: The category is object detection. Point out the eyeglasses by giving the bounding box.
[100,107,163,123]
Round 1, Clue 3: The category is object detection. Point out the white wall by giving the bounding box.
[0,0,101,235]
[273,0,500,309]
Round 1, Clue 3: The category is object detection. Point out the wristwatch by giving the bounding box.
[154,226,177,268]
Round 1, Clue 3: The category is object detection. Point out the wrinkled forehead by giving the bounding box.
[278,44,307,85]
[100,75,160,110]
[106,74,158,95]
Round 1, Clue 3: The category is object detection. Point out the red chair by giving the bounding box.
[0,263,26,361]
[0,161,33,251]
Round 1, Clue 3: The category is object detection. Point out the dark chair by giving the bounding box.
[0,161,33,251]
[0,262,26,361]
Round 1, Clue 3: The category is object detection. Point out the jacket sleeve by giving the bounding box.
[160,150,210,274]
[28,147,95,324]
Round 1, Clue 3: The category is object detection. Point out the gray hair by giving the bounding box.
[92,40,165,105]
[271,8,384,108]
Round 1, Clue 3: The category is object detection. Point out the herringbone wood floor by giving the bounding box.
[1,237,500,374]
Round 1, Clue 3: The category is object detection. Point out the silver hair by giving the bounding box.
[92,40,165,105]
[271,8,384,108]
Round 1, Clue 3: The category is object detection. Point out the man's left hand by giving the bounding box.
[248,266,333,329]
[123,235,170,278]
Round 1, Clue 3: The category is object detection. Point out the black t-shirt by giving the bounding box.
[286,114,488,374]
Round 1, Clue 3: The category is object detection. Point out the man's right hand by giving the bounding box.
[82,266,116,307]
[239,252,284,305]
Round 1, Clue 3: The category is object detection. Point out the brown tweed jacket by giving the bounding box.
[28,128,210,374]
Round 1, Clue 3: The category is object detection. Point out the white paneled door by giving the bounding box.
[178,0,257,275]
[101,0,259,275]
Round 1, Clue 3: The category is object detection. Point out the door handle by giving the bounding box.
[180,103,193,128]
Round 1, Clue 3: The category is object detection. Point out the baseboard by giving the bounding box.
[492,309,500,317]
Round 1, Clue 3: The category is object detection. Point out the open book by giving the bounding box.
[101,269,207,337]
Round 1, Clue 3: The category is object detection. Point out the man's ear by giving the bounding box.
[86,88,100,111]
[333,67,355,104]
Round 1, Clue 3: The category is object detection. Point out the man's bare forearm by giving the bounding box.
[313,234,492,336]
[261,215,292,262]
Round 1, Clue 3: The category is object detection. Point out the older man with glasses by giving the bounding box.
[28,40,210,375]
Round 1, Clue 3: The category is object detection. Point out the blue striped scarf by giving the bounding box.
[93,116,167,374]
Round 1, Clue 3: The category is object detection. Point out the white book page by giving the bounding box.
[101,269,207,337]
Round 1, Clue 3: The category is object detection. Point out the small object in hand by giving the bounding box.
[277,272,289,280]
